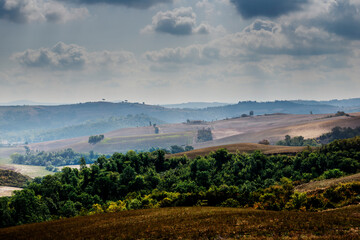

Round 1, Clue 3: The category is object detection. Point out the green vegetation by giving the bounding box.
[10,148,103,166]
[258,139,270,145]
[319,126,360,144]
[88,135,104,145]
[0,169,30,187]
[1,137,360,228]
[169,145,194,154]
[276,135,319,146]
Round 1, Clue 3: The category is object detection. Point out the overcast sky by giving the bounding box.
[1,0,360,104]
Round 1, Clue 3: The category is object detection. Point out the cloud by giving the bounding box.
[317,0,360,40]
[0,0,88,23]
[59,0,173,9]
[141,7,223,35]
[11,42,136,71]
[144,18,348,71]
[230,0,309,19]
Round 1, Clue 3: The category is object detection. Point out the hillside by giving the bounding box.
[0,169,30,187]
[170,143,306,158]
[0,100,354,144]
[28,113,360,154]
[1,206,359,240]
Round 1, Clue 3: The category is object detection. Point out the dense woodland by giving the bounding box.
[1,137,360,228]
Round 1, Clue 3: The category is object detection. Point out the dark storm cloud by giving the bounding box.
[59,0,173,9]
[319,0,360,40]
[230,0,309,19]
[0,0,27,23]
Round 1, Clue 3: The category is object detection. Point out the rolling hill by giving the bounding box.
[27,112,360,154]
[0,100,354,144]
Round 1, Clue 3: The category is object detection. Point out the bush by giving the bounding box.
[88,135,104,144]
[320,169,343,179]
[220,198,240,207]
[258,139,270,145]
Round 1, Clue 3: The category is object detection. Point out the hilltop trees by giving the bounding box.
[197,128,213,142]
[276,135,318,146]
[89,135,104,144]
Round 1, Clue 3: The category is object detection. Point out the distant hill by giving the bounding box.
[161,102,231,109]
[28,113,360,154]
[8,114,165,143]
[291,98,360,108]
[0,99,359,143]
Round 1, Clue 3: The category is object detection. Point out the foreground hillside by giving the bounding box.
[1,206,360,240]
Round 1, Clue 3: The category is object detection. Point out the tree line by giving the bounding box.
[1,136,360,228]
[10,148,103,167]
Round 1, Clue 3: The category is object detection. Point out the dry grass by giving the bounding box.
[0,164,51,178]
[1,206,360,239]
[170,143,306,158]
[0,186,23,197]
[295,172,360,193]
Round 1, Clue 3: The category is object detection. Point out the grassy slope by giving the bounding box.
[170,143,306,158]
[1,206,360,239]
[295,172,360,193]
[0,169,30,187]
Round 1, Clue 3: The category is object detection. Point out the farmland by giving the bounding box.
[27,113,360,154]
[1,206,360,240]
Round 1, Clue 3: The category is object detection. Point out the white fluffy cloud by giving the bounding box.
[0,0,88,23]
[12,42,136,71]
[141,7,224,35]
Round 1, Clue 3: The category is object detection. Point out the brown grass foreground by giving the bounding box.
[170,143,306,159]
[1,206,360,240]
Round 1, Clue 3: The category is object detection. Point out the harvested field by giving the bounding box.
[0,186,22,197]
[0,164,51,178]
[170,143,306,158]
[1,206,360,239]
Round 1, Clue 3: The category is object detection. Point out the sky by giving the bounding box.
[0,0,360,104]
